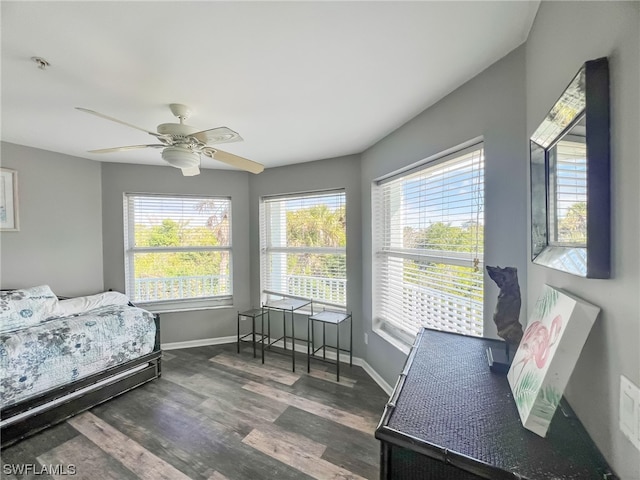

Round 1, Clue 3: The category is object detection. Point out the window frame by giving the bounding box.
[260,189,347,312]
[123,192,233,313]
[372,142,485,343]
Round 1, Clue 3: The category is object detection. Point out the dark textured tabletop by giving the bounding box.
[379,328,616,479]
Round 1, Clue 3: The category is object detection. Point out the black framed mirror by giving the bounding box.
[530,57,610,278]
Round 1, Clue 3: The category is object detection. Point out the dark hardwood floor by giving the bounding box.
[1,343,389,479]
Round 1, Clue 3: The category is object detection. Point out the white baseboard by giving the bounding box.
[161,335,393,395]
[356,360,393,395]
[280,340,393,394]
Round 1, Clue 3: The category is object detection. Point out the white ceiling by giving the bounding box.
[1,1,539,172]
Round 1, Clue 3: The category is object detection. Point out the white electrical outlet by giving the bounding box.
[620,375,640,451]
[364,333,368,345]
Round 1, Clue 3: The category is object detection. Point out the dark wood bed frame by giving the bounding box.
[0,307,161,449]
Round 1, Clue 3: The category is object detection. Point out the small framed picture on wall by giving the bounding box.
[0,168,19,231]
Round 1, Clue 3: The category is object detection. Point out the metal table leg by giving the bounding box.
[252,315,256,358]
[307,316,311,373]
[291,308,295,372]
[337,319,340,382]
[323,323,326,360]
[349,313,353,367]
[261,309,265,364]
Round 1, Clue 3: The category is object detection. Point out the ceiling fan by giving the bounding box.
[76,104,264,176]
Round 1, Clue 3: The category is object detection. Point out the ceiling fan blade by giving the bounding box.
[205,148,264,174]
[190,127,242,145]
[88,144,165,154]
[181,166,200,176]
[76,107,162,138]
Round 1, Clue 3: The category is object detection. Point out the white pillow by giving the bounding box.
[50,291,130,317]
[0,285,58,333]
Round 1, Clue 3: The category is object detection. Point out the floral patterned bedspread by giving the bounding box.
[0,304,157,408]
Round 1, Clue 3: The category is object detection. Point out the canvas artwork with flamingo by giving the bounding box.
[507,285,600,437]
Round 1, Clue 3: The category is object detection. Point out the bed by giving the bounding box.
[0,286,161,448]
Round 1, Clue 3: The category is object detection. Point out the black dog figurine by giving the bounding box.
[486,265,524,345]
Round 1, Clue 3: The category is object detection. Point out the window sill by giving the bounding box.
[144,305,234,314]
[372,321,412,355]
[137,296,233,314]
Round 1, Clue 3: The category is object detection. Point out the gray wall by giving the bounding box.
[0,142,104,296]
[248,155,363,355]
[526,2,640,478]
[101,162,251,344]
[360,46,528,384]
[2,7,638,473]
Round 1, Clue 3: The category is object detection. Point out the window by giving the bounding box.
[260,190,346,310]
[548,132,587,246]
[124,193,232,312]
[373,143,484,340]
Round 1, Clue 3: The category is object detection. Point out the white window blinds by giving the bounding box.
[124,194,232,311]
[373,144,484,337]
[260,190,346,309]
[550,138,587,245]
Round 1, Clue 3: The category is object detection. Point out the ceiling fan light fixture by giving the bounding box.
[161,147,200,169]
[77,104,264,174]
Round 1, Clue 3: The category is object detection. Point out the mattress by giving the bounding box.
[0,304,156,408]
